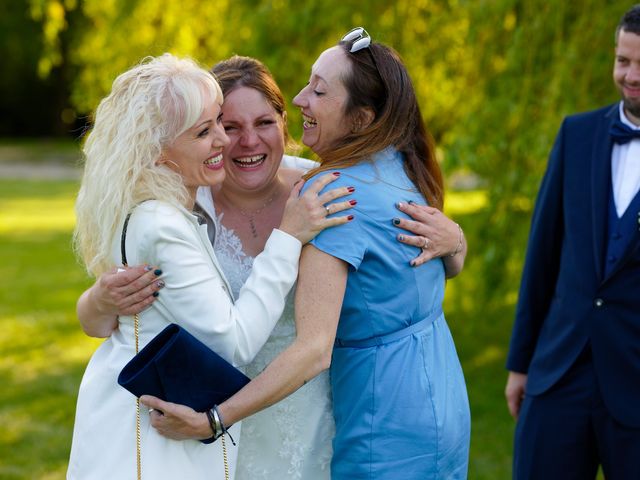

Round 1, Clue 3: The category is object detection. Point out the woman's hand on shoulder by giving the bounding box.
[77,265,165,337]
[392,201,466,272]
[279,172,355,244]
[94,265,165,315]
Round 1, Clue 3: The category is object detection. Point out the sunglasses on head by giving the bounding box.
[341,26,383,82]
[342,27,372,53]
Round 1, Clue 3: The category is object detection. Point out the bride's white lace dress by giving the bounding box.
[214,212,335,480]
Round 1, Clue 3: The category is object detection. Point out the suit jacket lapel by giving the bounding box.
[591,105,617,283]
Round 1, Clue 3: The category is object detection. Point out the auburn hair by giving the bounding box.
[304,41,443,209]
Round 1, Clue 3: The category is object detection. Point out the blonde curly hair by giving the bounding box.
[74,53,223,276]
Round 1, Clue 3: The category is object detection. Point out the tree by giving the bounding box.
[26,0,631,308]
[447,0,622,308]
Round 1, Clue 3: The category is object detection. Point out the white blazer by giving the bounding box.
[68,200,301,480]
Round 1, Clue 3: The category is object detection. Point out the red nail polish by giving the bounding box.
[347,186,355,193]
[347,215,354,221]
[349,199,357,205]
[333,172,341,176]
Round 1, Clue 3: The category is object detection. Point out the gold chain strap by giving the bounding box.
[221,433,229,480]
[122,212,142,480]
[134,312,141,480]
[133,311,230,480]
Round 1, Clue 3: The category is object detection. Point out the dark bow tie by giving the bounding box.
[610,118,640,144]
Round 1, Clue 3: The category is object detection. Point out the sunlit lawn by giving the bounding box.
[0,179,98,479]
[0,177,517,479]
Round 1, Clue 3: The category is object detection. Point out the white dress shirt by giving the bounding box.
[611,103,640,217]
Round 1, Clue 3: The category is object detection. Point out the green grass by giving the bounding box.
[0,179,99,479]
[0,178,518,479]
[443,196,516,479]
[0,139,81,165]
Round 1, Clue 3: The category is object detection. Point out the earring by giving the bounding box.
[160,157,182,175]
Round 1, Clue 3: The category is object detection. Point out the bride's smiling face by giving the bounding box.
[221,86,286,193]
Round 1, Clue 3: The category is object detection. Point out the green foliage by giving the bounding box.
[5,2,635,475]
[446,0,627,308]
[30,0,476,144]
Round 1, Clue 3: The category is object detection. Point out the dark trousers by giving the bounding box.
[513,348,640,480]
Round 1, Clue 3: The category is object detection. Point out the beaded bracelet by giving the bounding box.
[449,223,464,257]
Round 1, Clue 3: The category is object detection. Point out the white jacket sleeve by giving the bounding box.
[130,203,301,367]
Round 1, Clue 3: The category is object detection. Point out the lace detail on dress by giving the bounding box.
[213,213,334,480]
[212,212,254,297]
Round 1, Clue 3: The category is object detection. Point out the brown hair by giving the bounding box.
[211,55,294,149]
[304,40,444,209]
[616,4,640,42]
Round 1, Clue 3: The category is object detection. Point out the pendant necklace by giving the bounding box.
[237,192,278,239]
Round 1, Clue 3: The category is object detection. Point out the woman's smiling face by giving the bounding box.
[220,86,286,192]
[293,46,353,157]
[161,94,229,197]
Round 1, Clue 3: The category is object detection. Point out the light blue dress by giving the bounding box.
[303,147,470,479]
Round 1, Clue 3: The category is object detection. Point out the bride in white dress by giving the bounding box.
[201,180,334,479]
[198,55,336,479]
[199,157,335,480]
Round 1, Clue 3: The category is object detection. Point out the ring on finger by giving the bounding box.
[421,237,430,249]
[325,205,331,215]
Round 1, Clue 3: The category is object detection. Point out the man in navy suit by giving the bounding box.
[505,5,640,479]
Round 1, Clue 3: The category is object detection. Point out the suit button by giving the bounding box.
[608,255,617,263]
[594,298,604,307]
[612,232,622,240]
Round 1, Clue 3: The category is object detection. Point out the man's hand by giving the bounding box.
[505,371,528,420]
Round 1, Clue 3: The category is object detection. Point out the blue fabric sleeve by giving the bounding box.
[301,171,367,269]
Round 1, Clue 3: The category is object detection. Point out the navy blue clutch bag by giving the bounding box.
[117,323,250,412]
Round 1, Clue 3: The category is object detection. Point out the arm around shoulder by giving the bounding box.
[442,222,467,278]
[76,264,164,338]
[77,284,119,338]
[144,204,302,366]
[141,245,347,440]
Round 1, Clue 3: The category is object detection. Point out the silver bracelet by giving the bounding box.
[206,408,221,440]
[213,404,237,446]
[449,223,464,257]
[211,406,223,437]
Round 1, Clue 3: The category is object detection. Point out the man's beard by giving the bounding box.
[623,96,640,119]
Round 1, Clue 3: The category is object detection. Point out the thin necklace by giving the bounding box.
[236,192,278,238]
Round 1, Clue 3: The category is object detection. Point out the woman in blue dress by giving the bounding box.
[145,28,470,479]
